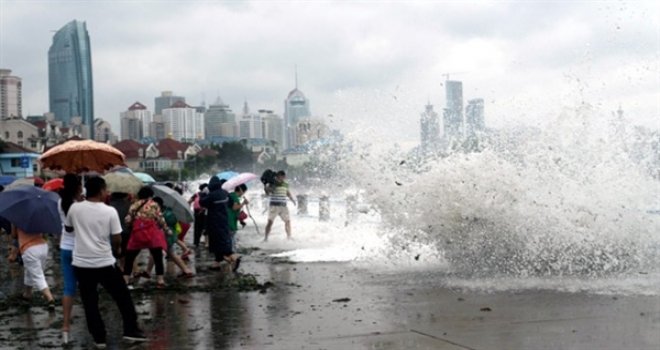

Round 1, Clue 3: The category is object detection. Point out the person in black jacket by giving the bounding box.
[200,176,241,271]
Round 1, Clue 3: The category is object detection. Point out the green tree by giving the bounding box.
[215,140,253,170]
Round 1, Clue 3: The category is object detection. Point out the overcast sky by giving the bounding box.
[1,0,658,143]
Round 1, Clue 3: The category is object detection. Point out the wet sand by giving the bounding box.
[1,238,660,349]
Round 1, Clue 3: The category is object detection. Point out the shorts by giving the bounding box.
[60,249,77,297]
[22,244,49,291]
[268,205,290,221]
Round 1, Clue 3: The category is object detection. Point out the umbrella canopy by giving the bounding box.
[103,172,143,194]
[216,171,239,181]
[0,175,17,186]
[221,172,258,191]
[133,172,156,184]
[0,185,61,234]
[43,178,64,192]
[151,184,194,223]
[39,139,126,173]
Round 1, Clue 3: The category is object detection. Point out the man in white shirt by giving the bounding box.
[65,177,146,348]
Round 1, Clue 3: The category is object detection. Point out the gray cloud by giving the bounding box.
[1,0,657,141]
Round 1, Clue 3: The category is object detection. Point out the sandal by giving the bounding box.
[155,282,166,289]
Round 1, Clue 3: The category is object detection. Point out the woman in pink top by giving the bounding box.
[12,225,55,309]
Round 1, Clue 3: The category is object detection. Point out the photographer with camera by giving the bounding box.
[262,170,296,241]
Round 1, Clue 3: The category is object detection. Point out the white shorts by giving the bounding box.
[268,205,290,221]
[22,244,49,291]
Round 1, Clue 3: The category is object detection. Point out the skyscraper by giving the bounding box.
[0,69,22,119]
[162,100,204,141]
[465,98,485,136]
[48,20,94,138]
[420,102,440,150]
[155,91,185,115]
[204,97,237,139]
[120,101,152,141]
[284,69,311,148]
[443,80,463,138]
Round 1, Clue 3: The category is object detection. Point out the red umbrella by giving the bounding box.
[42,178,64,192]
[39,139,126,174]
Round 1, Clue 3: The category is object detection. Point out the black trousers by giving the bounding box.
[123,248,164,276]
[193,211,207,246]
[74,264,140,343]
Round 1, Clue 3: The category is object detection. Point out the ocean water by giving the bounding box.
[233,105,660,295]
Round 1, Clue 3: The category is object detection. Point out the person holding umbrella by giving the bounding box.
[228,184,249,251]
[200,176,241,271]
[0,185,62,309]
[123,186,169,288]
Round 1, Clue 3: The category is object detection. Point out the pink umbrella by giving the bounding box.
[221,172,258,191]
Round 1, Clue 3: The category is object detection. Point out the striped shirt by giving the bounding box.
[269,182,289,206]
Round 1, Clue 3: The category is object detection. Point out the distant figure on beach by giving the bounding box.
[264,170,296,241]
[65,177,146,347]
[200,176,241,271]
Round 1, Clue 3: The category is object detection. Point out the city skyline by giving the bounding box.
[1,1,658,146]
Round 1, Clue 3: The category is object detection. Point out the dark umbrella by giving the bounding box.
[0,175,16,186]
[0,185,61,235]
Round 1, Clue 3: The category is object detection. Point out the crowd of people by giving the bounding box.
[0,169,296,347]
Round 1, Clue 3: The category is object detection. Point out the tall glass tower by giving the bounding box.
[443,80,463,138]
[48,20,94,138]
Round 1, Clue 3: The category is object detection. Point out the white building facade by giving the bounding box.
[162,101,204,142]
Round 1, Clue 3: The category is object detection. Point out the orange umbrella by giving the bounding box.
[39,140,126,174]
[42,178,64,192]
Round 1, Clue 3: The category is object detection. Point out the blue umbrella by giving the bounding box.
[0,185,61,235]
[0,175,16,186]
[216,171,239,181]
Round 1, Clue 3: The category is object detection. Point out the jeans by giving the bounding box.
[74,264,140,343]
[60,249,76,297]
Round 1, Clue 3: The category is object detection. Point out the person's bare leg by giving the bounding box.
[285,220,292,239]
[62,295,73,331]
[264,220,274,241]
[22,286,33,299]
[41,287,54,302]
[167,249,192,275]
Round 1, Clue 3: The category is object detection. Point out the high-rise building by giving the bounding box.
[162,100,204,142]
[120,102,152,141]
[420,102,440,150]
[204,98,237,139]
[284,70,311,148]
[443,80,463,139]
[149,115,169,141]
[465,98,485,136]
[260,110,284,149]
[294,117,329,147]
[154,91,185,115]
[93,118,117,144]
[48,20,94,138]
[0,69,22,119]
[239,113,263,139]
